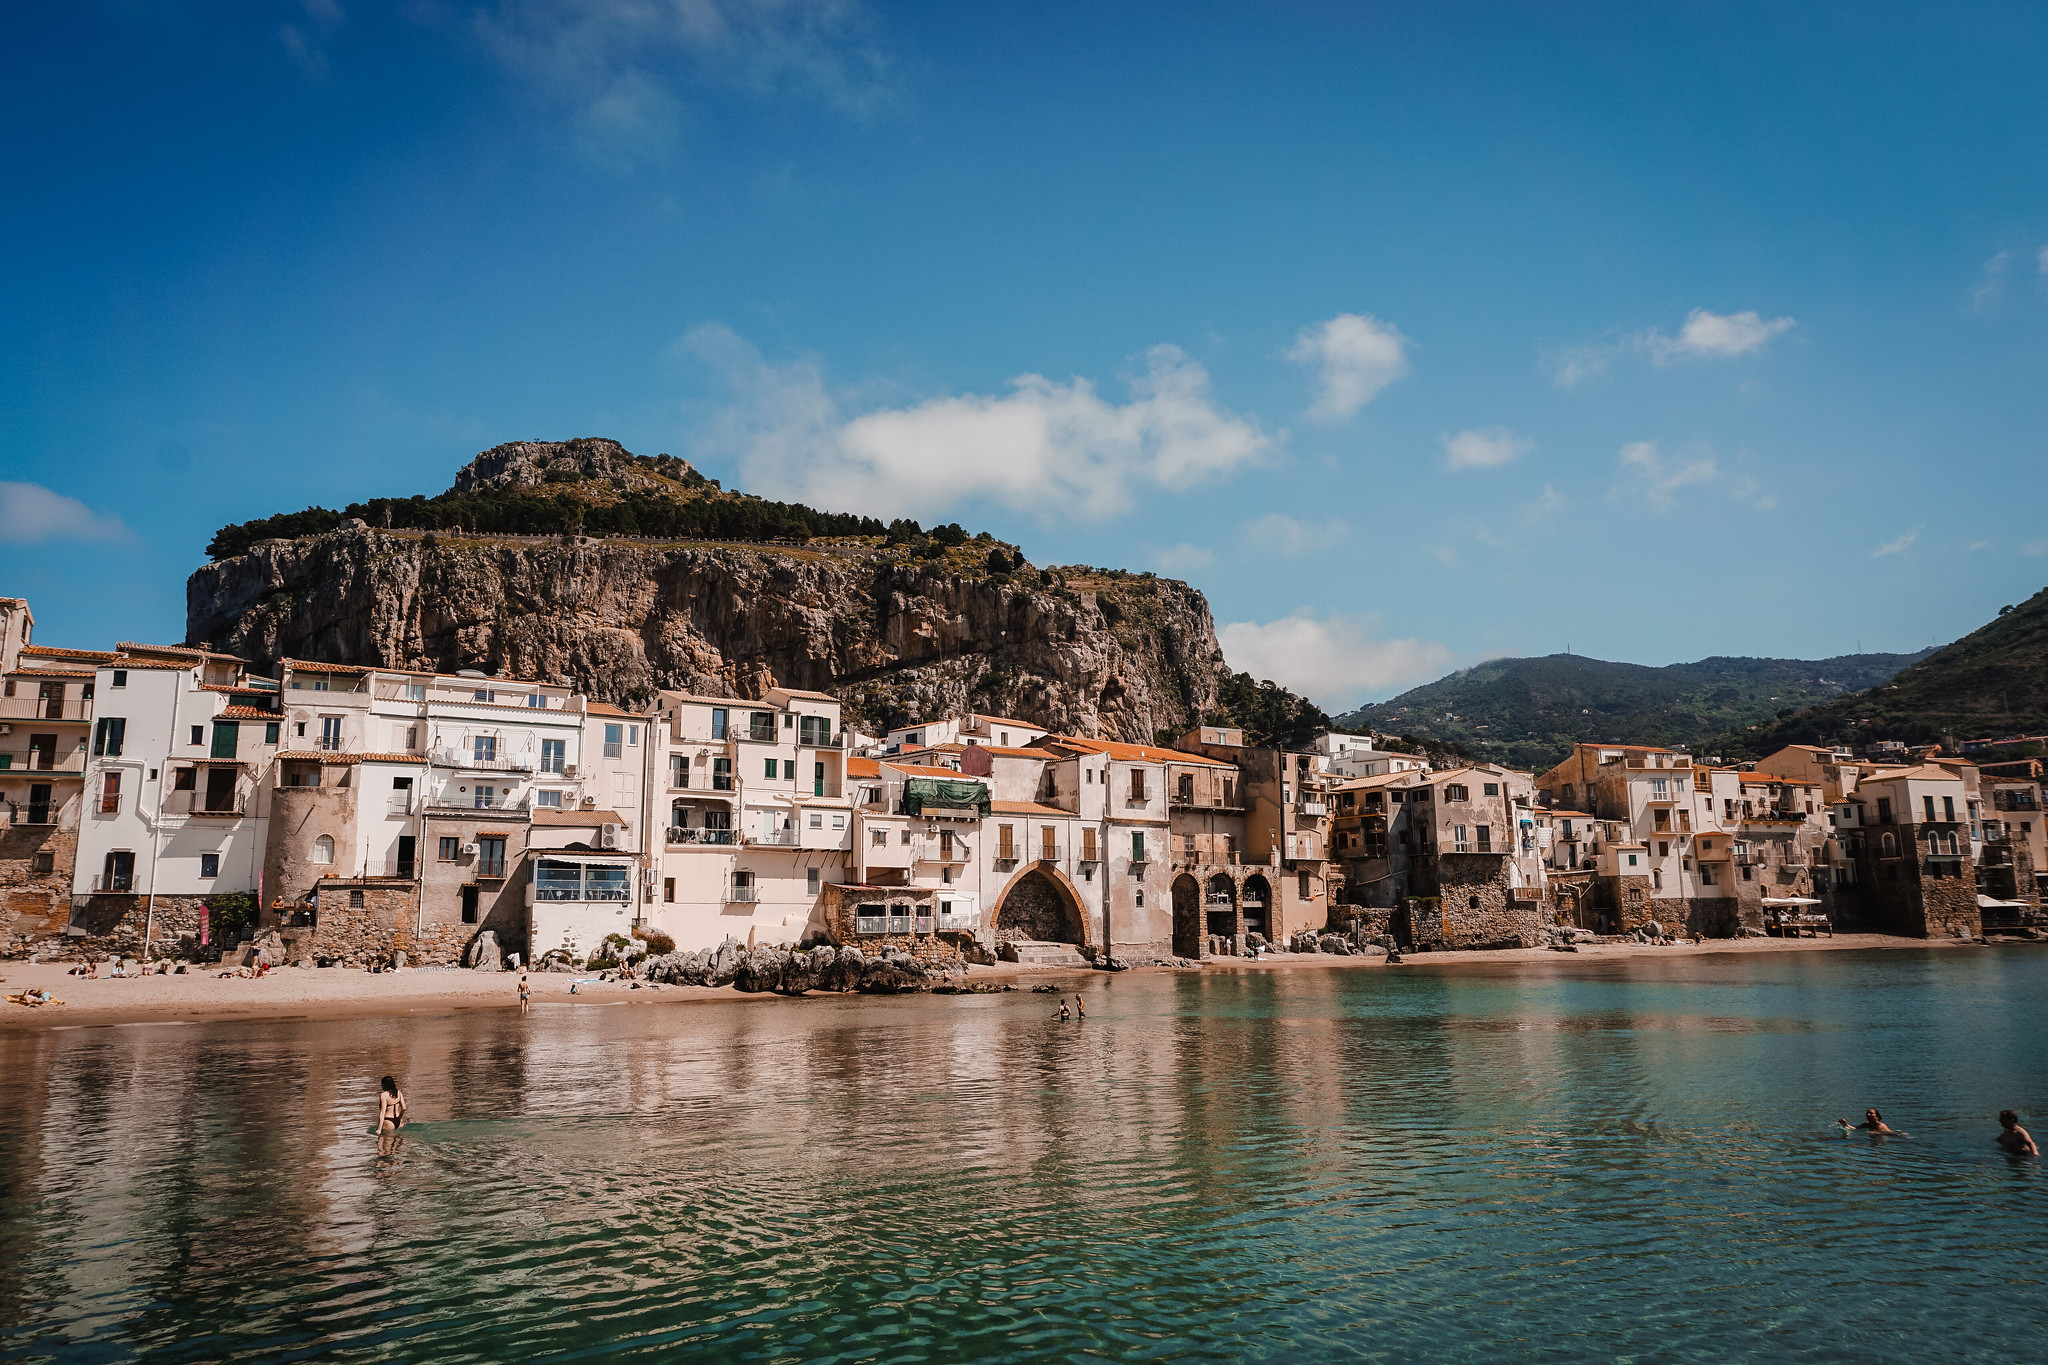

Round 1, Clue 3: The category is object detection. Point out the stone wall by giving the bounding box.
[1849,821,1983,937]
[1,821,78,957]
[819,885,972,962]
[47,894,225,961]
[265,880,474,967]
[1420,853,1543,948]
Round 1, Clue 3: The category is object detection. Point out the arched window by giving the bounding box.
[311,835,334,865]
[1880,832,1897,858]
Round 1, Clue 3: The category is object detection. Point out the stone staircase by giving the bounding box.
[1000,939,1090,968]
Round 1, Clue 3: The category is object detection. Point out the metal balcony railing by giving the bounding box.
[726,885,760,903]
[752,829,798,847]
[668,827,736,845]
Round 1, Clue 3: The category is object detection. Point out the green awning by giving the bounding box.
[903,776,990,816]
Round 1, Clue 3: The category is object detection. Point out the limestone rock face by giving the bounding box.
[185,517,1230,741]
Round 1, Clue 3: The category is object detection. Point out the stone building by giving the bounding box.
[1,599,98,953]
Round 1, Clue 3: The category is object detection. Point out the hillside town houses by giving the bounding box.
[4,593,2045,966]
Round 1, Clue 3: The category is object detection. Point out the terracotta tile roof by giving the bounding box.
[353,752,426,763]
[102,660,192,671]
[885,762,972,778]
[4,667,97,679]
[1543,809,1596,818]
[913,742,1048,759]
[584,702,638,716]
[969,713,1044,730]
[1861,763,1966,783]
[990,800,1073,816]
[275,750,368,764]
[19,645,116,661]
[533,808,624,825]
[118,641,245,660]
[282,659,370,674]
[199,683,280,694]
[216,705,280,719]
[847,756,880,778]
[771,687,839,702]
[1045,736,1234,767]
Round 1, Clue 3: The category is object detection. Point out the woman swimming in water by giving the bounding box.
[1838,1108,1903,1136]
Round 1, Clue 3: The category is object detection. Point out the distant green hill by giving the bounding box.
[1334,650,1932,771]
[1712,583,2048,758]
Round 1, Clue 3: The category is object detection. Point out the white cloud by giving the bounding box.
[1548,307,1796,387]
[1974,251,2015,311]
[466,0,891,166]
[1219,611,1454,711]
[686,325,1275,522]
[1149,543,1215,575]
[1239,513,1348,556]
[1286,313,1410,421]
[1871,527,1921,557]
[1611,440,1774,513]
[2022,537,2048,557]
[1441,426,1533,471]
[0,483,131,545]
[1520,484,1567,523]
[1964,539,1992,552]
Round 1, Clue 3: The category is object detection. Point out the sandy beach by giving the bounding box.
[0,932,2000,1032]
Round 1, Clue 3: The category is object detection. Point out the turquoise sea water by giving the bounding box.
[2,947,2044,1362]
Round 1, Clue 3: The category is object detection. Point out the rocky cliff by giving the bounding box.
[185,443,1233,740]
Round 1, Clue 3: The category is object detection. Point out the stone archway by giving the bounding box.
[1241,873,1272,941]
[992,866,1087,945]
[1205,874,1237,939]
[1172,874,1203,959]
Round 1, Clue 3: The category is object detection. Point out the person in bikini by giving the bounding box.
[377,1076,407,1133]
[1997,1110,2038,1157]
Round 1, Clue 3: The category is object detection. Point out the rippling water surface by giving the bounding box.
[3,948,2045,1362]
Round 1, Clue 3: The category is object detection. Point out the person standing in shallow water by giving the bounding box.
[1839,1108,1903,1136]
[377,1076,407,1133]
[1997,1110,2038,1157]
[518,971,530,1014]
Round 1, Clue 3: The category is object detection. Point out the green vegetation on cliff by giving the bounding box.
[1335,650,1931,771]
[1711,584,2048,757]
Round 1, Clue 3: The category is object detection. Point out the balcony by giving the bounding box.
[0,696,90,721]
[751,829,799,847]
[11,805,56,826]
[0,749,85,775]
[667,827,737,846]
[363,860,419,879]
[918,839,970,863]
[1296,800,1328,816]
[726,884,760,903]
[430,747,536,773]
[167,789,249,817]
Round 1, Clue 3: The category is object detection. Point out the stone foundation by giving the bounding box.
[1416,855,1543,948]
[262,880,474,967]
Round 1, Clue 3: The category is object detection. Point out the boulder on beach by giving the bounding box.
[467,931,501,972]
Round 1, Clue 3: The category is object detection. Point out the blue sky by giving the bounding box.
[3,2,2046,709]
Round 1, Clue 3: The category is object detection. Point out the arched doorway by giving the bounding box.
[1241,874,1272,941]
[1172,874,1202,958]
[1205,874,1237,939]
[993,866,1085,945]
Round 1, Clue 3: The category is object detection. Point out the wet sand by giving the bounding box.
[0,932,1995,1032]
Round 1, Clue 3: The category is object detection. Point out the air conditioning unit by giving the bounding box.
[0,724,10,734]
[461,842,479,856]
[582,796,597,809]
[562,764,578,778]
[600,824,620,849]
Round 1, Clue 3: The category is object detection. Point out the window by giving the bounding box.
[473,687,493,702]
[527,694,546,708]
[347,889,365,908]
[1658,841,1669,856]
[312,835,334,865]
[748,711,776,741]
[1943,796,1955,822]
[1042,826,1057,860]
[190,725,203,746]
[1082,829,1098,861]
[664,877,676,903]
[536,790,561,808]
[832,814,845,830]
[1877,797,1893,824]
[541,739,565,773]
[1132,832,1147,863]
[265,722,279,745]
[439,837,461,862]
[765,758,780,779]
[111,669,126,688]
[102,850,134,891]
[93,717,126,757]
[1446,784,1468,801]
[670,755,689,788]
[711,707,728,740]
[402,683,425,701]
[319,716,343,751]
[173,766,195,790]
[1483,782,1499,797]
[872,828,887,846]
[712,757,733,790]
[807,867,821,895]
[477,836,507,877]
[1130,769,1147,801]
[1134,890,1144,908]
[1177,774,1195,803]
[475,785,496,809]
[1700,865,1715,886]
[1454,823,1467,849]
[612,773,635,807]
[998,824,1016,860]
[1881,832,1898,857]
[473,735,497,764]
[1476,824,1491,851]
[99,771,121,813]
[200,853,219,878]
[461,890,479,924]
[808,811,823,829]
[31,852,53,875]
[1627,853,1638,867]
[605,723,624,758]
[1924,795,1937,822]
[901,829,911,845]
[799,715,832,746]
[782,760,795,781]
